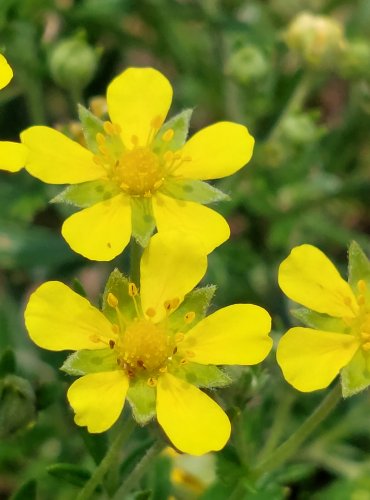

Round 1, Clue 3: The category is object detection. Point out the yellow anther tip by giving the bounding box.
[162,129,174,142]
[184,311,196,324]
[362,342,370,352]
[128,282,138,297]
[146,307,156,318]
[107,292,119,308]
[147,377,158,387]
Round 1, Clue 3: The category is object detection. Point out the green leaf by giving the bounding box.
[78,104,105,153]
[168,286,216,333]
[348,241,370,298]
[131,197,156,247]
[172,362,231,388]
[127,378,156,425]
[61,349,117,376]
[51,179,120,208]
[0,347,16,376]
[341,348,370,397]
[72,278,87,297]
[153,109,193,153]
[11,479,37,500]
[47,463,91,487]
[102,269,137,324]
[291,308,347,333]
[160,178,230,204]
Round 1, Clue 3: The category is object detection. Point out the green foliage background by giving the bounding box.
[1,0,370,498]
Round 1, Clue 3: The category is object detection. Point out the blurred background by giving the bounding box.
[1,0,370,498]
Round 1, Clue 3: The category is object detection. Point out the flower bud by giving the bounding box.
[0,375,36,438]
[284,12,345,70]
[49,36,98,95]
[226,45,269,85]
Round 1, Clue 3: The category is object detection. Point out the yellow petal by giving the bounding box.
[62,194,131,261]
[157,373,231,455]
[152,193,230,254]
[140,231,207,323]
[21,126,105,184]
[107,67,172,148]
[0,54,13,90]
[176,122,254,180]
[182,304,272,365]
[24,281,114,351]
[67,371,129,433]
[0,141,27,172]
[276,327,359,392]
[279,244,358,318]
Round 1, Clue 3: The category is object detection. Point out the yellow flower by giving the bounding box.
[0,54,27,172]
[25,232,272,455]
[21,67,254,261]
[277,243,370,394]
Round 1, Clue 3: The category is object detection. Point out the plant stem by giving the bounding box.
[77,420,135,500]
[252,382,342,477]
[113,439,165,498]
[129,238,143,287]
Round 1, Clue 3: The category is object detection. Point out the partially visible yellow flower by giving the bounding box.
[25,232,272,455]
[277,243,370,395]
[21,67,254,261]
[0,53,27,173]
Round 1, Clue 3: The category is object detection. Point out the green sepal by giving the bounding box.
[61,349,117,376]
[167,285,216,333]
[171,362,231,389]
[102,269,137,324]
[78,104,105,153]
[127,378,156,425]
[131,197,156,247]
[153,109,193,153]
[160,178,230,204]
[291,307,347,333]
[46,463,91,487]
[51,179,120,208]
[341,348,370,397]
[348,241,370,299]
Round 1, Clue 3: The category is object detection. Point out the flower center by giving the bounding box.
[119,319,172,373]
[117,148,163,196]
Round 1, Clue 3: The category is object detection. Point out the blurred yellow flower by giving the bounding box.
[25,232,272,455]
[277,244,370,394]
[0,53,27,173]
[21,67,254,260]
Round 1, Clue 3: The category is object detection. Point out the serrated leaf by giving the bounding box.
[341,348,370,397]
[172,362,231,388]
[102,269,137,324]
[51,179,119,208]
[153,109,193,153]
[131,197,156,247]
[168,286,216,333]
[78,104,105,153]
[47,463,91,487]
[348,241,370,299]
[160,178,230,204]
[127,378,156,425]
[61,349,117,376]
[291,308,347,333]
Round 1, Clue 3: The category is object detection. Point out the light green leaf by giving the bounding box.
[160,178,230,204]
[51,179,120,208]
[102,269,137,324]
[61,349,117,376]
[131,197,156,247]
[172,362,231,388]
[127,378,156,425]
[291,307,347,333]
[168,285,216,333]
[341,348,370,397]
[153,109,193,153]
[78,104,105,153]
[348,241,370,298]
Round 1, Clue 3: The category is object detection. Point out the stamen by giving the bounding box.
[175,333,185,343]
[112,123,121,135]
[180,358,188,365]
[107,292,119,308]
[186,350,195,358]
[146,307,156,318]
[103,121,115,135]
[358,295,366,306]
[147,377,157,387]
[109,339,116,349]
[358,280,367,293]
[153,179,164,190]
[93,155,104,165]
[128,283,138,297]
[361,332,370,341]
[362,342,370,351]
[184,311,195,324]
[162,129,174,142]
[89,334,102,343]
[170,298,180,309]
[151,115,162,130]
[159,366,168,373]
[98,144,109,155]
[163,150,174,164]
[96,132,106,145]
[112,324,120,334]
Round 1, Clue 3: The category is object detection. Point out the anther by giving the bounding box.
[112,324,120,334]
[128,282,138,297]
[162,129,174,142]
[151,115,162,130]
[180,358,188,365]
[186,350,195,358]
[164,300,172,312]
[96,132,106,145]
[358,280,367,293]
[175,333,185,343]
[159,366,168,373]
[171,298,180,309]
[103,121,115,135]
[109,339,116,349]
[89,334,101,343]
[153,179,164,190]
[107,292,119,308]
[147,377,157,387]
[184,311,195,324]
[358,295,366,306]
[163,150,174,164]
[93,155,103,165]
[112,123,121,135]
[173,346,178,355]
[146,307,156,318]
[361,332,370,341]
[362,342,370,351]
[98,144,109,155]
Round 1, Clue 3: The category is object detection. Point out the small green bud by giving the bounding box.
[49,36,98,94]
[340,40,370,80]
[0,375,36,438]
[284,12,345,70]
[280,112,324,146]
[226,46,268,85]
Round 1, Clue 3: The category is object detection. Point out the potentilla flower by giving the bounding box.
[0,53,27,172]
[25,232,272,455]
[277,242,370,396]
[21,67,254,261]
